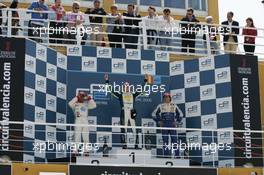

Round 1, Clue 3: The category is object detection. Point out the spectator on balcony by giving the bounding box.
[28,0,48,42]
[106,4,124,48]
[64,1,86,45]
[242,18,257,56]
[180,8,200,53]
[123,4,141,49]
[203,16,219,55]
[143,6,159,49]
[85,0,107,46]
[158,8,174,51]
[7,0,20,36]
[221,12,239,54]
[49,0,65,44]
[0,3,7,35]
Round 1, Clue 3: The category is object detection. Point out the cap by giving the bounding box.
[111,4,118,8]
[205,16,213,20]
[73,1,80,6]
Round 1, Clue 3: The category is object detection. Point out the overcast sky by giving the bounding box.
[219,0,264,59]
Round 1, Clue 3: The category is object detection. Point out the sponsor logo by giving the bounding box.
[25,92,34,101]
[171,64,182,71]
[0,41,16,58]
[218,101,229,109]
[47,98,55,107]
[83,60,95,67]
[219,132,231,140]
[238,59,252,75]
[143,64,154,71]
[48,68,56,77]
[188,135,199,142]
[88,119,95,125]
[202,88,213,96]
[37,49,45,57]
[203,118,214,126]
[113,62,125,69]
[98,49,110,56]
[68,47,80,55]
[37,79,45,88]
[172,93,183,101]
[58,87,65,96]
[217,71,228,79]
[128,50,139,57]
[25,125,33,134]
[143,121,155,127]
[36,111,45,121]
[187,105,198,114]
[201,59,212,67]
[186,76,197,84]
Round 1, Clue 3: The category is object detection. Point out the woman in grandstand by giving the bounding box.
[64,1,87,45]
[49,0,65,44]
[242,18,258,56]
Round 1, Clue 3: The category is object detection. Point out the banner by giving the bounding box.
[230,54,263,167]
[70,165,217,175]
[0,37,25,161]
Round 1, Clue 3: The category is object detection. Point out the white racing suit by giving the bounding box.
[68,97,96,147]
[152,102,183,157]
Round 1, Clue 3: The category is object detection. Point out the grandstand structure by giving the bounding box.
[0,0,264,175]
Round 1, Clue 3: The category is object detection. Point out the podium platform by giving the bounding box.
[76,148,190,167]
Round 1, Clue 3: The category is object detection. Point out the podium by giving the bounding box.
[76,148,190,167]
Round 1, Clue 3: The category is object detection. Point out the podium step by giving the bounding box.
[76,148,189,167]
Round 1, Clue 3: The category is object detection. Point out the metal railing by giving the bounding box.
[0,8,264,60]
[0,120,263,168]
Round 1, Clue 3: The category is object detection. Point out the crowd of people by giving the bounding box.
[0,0,259,55]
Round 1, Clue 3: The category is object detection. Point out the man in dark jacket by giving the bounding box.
[180,8,200,53]
[123,4,141,49]
[221,11,239,53]
[85,0,107,46]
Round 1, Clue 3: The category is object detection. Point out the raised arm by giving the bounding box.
[104,74,122,99]
[87,96,97,110]
[134,74,148,98]
[68,96,78,110]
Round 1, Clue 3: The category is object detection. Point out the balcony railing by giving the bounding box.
[0,8,264,60]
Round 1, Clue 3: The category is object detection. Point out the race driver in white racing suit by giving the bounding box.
[152,93,183,158]
[68,92,96,153]
[104,74,148,149]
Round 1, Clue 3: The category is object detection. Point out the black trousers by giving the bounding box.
[108,33,122,48]
[124,29,139,49]
[49,22,65,44]
[28,21,43,43]
[244,44,255,55]
[181,35,196,53]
